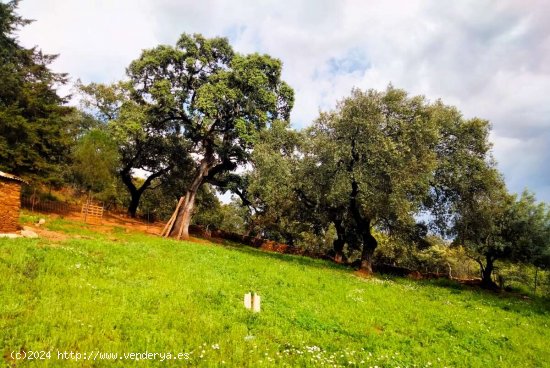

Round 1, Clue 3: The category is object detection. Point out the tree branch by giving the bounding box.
[138,166,171,194]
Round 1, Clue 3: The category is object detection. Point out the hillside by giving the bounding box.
[1,214,549,367]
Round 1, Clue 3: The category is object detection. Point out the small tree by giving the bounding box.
[71,128,119,195]
[423,101,550,287]
[458,188,550,288]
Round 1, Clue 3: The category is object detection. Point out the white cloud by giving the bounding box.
[14,0,550,201]
[17,0,158,85]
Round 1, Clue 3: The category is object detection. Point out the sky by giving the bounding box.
[12,0,550,202]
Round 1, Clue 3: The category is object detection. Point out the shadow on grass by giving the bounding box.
[218,239,350,273]
[417,277,550,315]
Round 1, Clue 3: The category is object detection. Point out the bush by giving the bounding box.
[496,263,550,296]
[374,237,479,279]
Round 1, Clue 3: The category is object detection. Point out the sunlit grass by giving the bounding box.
[1,216,549,367]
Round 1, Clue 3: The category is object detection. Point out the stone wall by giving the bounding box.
[0,179,22,233]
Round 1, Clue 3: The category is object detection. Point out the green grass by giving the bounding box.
[1,216,549,367]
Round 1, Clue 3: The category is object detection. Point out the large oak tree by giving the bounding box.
[123,34,293,239]
[302,87,439,272]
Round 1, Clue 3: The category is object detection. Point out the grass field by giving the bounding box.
[1,215,549,367]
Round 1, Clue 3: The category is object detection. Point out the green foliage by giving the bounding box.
[294,86,440,266]
[374,237,480,278]
[191,185,225,229]
[245,120,309,243]
[71,128,119,194]
[192,191,248,234]
[507,192,550,267]
[127,33,294,165]
[79,34,294,224]
[426,101,497,238]
[138,180,248,230]
[245,85,549,283]
[0,1,74,183]
[217,202,249,234]
[78,80,193,216]
[455,183,550,285]
[496,262,550,296]
[138,181,179,221]
[1,216,549,367]
[126,33,294,235]
[294,225,337,254]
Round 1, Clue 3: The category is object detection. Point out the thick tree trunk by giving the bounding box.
[168,191,197,239]
[121,168,140,218]
[333,219,346,263]
[127,191,142,218]
[348,176,377,273]
[360,226,378,274]
[163,152,215,240]
[121,165,169,218]
[481,255,497,289]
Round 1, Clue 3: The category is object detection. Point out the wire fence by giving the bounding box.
[21,196,80,215]
[20,196,150,222]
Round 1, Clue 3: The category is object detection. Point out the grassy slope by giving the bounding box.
[1,216,549,367]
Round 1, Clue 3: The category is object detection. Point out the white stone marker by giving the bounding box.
[244,292,261,312]
[244,293,252,309]
[252,294,261,313]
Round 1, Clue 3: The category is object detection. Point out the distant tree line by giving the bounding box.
[1,1,548,289]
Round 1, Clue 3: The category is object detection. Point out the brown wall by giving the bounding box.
[0,179,22,233]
